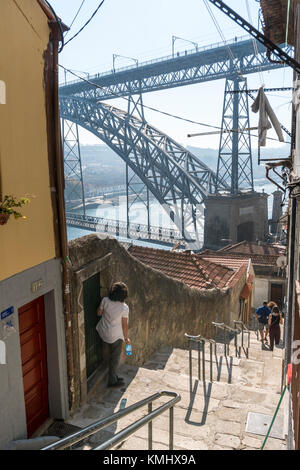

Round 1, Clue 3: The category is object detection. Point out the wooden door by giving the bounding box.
[19,296,49,437]
[83,273,102,381]
[270,283,284,309]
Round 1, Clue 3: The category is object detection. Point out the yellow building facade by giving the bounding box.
[0,0,56,281]
[0,1,69,448]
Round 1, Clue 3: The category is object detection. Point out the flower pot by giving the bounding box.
[0,214,10,225]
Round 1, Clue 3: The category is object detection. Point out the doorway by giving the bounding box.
[18,296,49,437]
[270,283,284,310]
[83,272,102,383]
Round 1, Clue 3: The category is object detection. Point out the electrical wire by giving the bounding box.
[65,0,86,36]
[245,0,264,85]
[59,64,290,144]
[283,0,291,87]
[203,0,242,76]
[64,0,105,47]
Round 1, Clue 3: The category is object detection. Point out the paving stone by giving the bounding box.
[222,400,243,409]
[264,437,287,450]
[213,407,245,423]
[120,436,169,451]
[242,435,263,449]
[212,445,233,450]
[214,433,241,449]
[207,418,241,437]
[172,436,209,450]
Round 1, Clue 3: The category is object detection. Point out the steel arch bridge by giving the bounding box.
[60,35,291,242]
[60,95,229,238]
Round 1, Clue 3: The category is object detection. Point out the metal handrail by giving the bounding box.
[234,320,251,357]
[212,321,236,332]
[212,322,238,357]
[185,333,216,383]
[41,391,180,451]
[234,320,250,332]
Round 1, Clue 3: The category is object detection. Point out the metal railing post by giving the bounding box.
[198,341,201,380]
[242,326,244,350]
[202,340,206,382]
[148,402,153,450]
[169,406,174,450]
[210,342,213,382]
[189,340,192,382]
[234,325,238,357]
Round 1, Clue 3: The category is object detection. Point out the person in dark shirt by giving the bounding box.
[256,301,271,343]
[268,306,283,351]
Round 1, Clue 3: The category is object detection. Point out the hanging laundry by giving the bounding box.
[251,86,284,146]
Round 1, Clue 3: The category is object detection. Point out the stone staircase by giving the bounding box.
[65,331,287,450]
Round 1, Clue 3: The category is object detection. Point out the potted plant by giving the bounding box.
[0,195,30,225]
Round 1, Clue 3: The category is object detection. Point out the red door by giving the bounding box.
[19,296,49,437]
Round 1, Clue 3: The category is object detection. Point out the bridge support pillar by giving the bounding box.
[62,119,86,216]
[216,75,253,194]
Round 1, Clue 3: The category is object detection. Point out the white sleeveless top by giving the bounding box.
[96,297,129,344]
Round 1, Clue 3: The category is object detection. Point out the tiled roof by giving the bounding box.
[199,251,250,270]
[219,241,285,257]
[128,245,245,290]
[201,248,280,268]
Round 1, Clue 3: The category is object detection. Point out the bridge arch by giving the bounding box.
[60,96,228,237]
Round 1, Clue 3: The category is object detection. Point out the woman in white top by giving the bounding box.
[96,282,130,387]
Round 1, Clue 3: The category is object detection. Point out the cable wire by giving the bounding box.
[64,0,105,47]
[283,0,291,87]
[245,0,264,85]
[59,64,290,143]
[65,0,86,36]
[203,0,242,76]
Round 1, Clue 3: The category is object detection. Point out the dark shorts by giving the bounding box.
[258,322,268,331]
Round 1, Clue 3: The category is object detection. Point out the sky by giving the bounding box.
[49,0,293,152]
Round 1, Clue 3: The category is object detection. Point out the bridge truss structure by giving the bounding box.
[60,35,291,242]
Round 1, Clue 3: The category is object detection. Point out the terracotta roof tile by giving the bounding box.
[128,245,245,290]
[214,241,286,267]
[219,241,285,257]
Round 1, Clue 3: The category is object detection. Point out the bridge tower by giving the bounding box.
[62,119,86,216]
[203,74,268,250]
[216,75,253,194]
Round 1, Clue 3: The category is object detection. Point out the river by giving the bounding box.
[67,180,278,249]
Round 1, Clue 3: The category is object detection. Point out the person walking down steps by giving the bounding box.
[256,301,271,344]
[268,306,283,352]
[96,282,131,388]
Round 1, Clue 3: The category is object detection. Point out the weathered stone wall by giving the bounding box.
[68,235,247,369]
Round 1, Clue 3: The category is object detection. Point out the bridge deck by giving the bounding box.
[66,213,195,245]
[59,36,291,100]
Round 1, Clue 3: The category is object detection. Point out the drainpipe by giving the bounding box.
[49,23,75,411]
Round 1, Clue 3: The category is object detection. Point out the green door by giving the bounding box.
[83,273,102,379]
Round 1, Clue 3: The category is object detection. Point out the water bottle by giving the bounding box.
[126,344,132,356]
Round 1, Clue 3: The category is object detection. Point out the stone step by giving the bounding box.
[66,364,286,451]
[142,345,283,393]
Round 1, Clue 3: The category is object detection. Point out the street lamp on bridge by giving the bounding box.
[112,54,139,73]
[64,68,90,85]
[172,36,198,58]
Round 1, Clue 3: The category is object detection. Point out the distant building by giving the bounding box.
[0,1,69,447]
[215,241,287,310]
